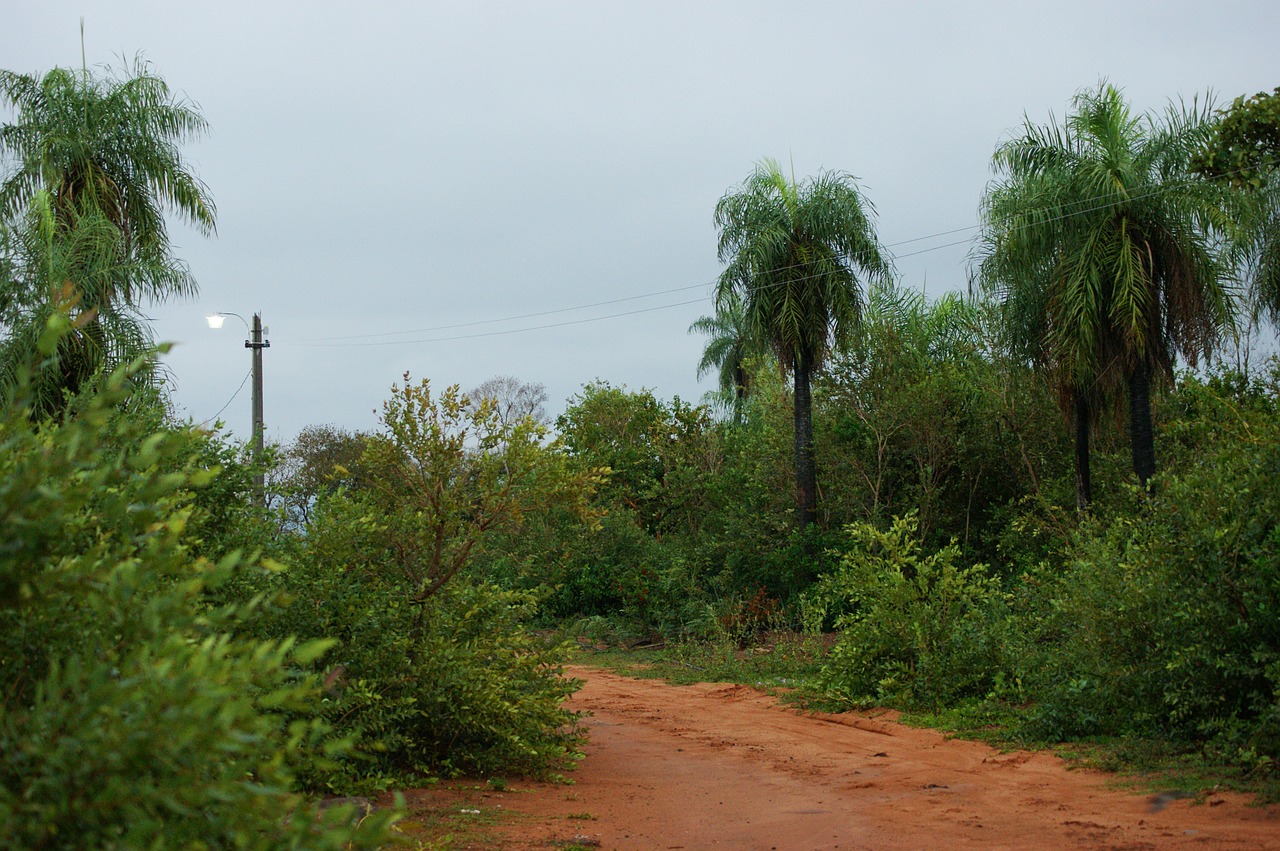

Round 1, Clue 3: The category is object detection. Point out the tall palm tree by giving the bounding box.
[688,288,767,417]
[0,61,216,269]
[715,158,893,527]
[977,83,1241,502]
[0,60,213,413]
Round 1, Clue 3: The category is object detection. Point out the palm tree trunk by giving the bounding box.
[793,349,817,528]
[1127,359,1156,487]
[1074,392,1093,511]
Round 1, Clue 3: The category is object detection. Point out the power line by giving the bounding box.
[287,240,974,349]
[292,297,709,347]
[296,282,711,342]
[284,166,1247,349]
[296,228,981,344]
[196,368,251,427]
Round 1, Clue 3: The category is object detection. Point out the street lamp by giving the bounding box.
[206,311,270,503]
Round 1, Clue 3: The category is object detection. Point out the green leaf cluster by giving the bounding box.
[246,375,598,784]
[1014,368,1280,760]
[0,61,215,417]
[806,514,1007,711]
[0,361,396,848]
[1195,87,1280,190]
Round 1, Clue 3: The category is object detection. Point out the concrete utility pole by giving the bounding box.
[246,312,270,504]
[207,310,271,506]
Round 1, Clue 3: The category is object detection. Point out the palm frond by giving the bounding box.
[977,81,1240,400]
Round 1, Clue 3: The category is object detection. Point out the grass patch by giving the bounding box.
[571,630,830,706]
[902,700,1280,801]
[389,780,529,850]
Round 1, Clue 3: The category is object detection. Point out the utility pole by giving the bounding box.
[246,312,270,504]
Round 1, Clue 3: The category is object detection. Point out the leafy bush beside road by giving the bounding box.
[0,356,396,849]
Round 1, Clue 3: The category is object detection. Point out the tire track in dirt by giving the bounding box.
[483,666,1280,849]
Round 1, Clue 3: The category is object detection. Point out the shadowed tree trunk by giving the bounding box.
[1074,392,1093,510]
[793,348,817,528]
[1128,359,1156,487]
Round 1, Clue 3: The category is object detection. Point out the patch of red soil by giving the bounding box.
[467,666,1280,849]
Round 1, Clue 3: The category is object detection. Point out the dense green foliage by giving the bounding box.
[7,51,1280,835]
[1,58,599,846]
[977,82,1241,500]
[0,350,396,848]
[1195,86,1280,189]
[804,515,1006,710]
[1014,368,1280,757]
[0,194,177,413]
[0,62,215,242]
[541,331,1280,783]
[240,376,599,786]
[539,242,1279,789]
[1197,87,1280,333]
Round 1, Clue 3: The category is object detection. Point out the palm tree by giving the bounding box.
[715,158,893,527]
[0,61,216,267]
[0,60,214,413]
[0,191,188,415]
[977,83,1241,503]
[688,288,767,417]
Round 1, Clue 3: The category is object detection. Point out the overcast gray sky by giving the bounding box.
[4,1,1277,445]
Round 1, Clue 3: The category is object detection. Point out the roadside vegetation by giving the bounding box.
[2,56,1278,847]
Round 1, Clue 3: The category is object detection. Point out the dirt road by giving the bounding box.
[429,666,1280,849]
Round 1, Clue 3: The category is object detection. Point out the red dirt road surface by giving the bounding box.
[459,666,1280,849]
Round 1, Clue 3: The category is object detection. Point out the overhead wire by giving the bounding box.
[293,298,712,347]
[286,166,1247,349]
[292,229,979,346]
[298,282,713,342]
[197,368,252,427]
[288,235,976,349]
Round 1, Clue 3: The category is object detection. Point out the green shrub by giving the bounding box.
[0,361,396,848]
[808,515,1008,710]
[253,495,585,783]
[231,376,594,785]
[1018,437,1280,761]
[0,632,395,850]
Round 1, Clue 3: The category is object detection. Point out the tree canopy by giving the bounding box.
[1194,86,1280,190]
[715,158,893,527]
[0,61,215,253]
[977,82,1241,499]
[0,60,214,414]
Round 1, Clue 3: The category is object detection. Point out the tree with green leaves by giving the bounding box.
[1194,87,1280,190]
[822,282,1016,544]
[363,373,602,608]
[0,192,190,414]
[0,339,396,848]
[977,83,1241,504]
[0,61,215,255]
[0,60,215,413]
[715,158,893,528]
[1196,87,1280,333]
[689,288,768,417]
